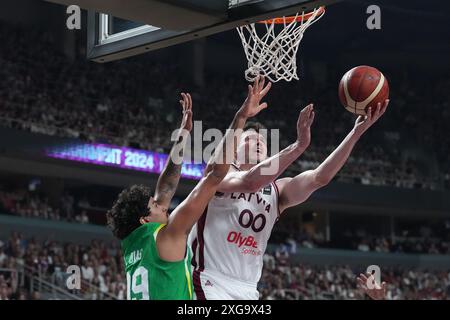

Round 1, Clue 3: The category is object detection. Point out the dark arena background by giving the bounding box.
[0,0,450,302]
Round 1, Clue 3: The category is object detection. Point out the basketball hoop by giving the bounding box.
[237,6,325,82]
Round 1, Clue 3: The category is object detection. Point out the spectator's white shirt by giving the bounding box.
[98,264,107,275]
[287,239,297,254]
[301,240,314,249]
[81,215,89,224]
[82,266,94,282]
[357,243,370,252]
[98,275,108,293]
[326,270,334,282]
[116,286,126,300]
[0,252,7,265]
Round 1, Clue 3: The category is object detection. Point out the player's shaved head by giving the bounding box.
[107,184,152,240]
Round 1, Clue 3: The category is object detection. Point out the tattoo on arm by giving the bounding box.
[154,133,186,207]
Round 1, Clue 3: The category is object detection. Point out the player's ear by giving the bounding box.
[140,215,152,224]
[147,196,154,209]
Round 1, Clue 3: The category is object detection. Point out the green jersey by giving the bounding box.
[121,223,193,300]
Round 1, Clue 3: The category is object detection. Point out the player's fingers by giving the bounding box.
[248,85,253,97]
[253,76,260,94]
[357,280,368,291]
[259,102,268,110]
[299,105,308,122]
[179,99,186,112]
[259,76,265,92]
[355,115,364,124]
[376,103,382,118]
[298,109,306,124]
[381,99,389,115]
[375,102,382,117]
[359,273,368,282]
[260,81,272,98]
[308,104,314,116]
[185,109,193,121]
[181,92,186,106]
[308,111,315,126]
[183,93,189,109]
[187,93,192,110]
[357,284,368,292]
[366,107,373,121]
[303,105,310,118]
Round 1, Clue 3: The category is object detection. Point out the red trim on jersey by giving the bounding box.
[192,207,208,299]
[272,181,282,221]
[193,270,206,300]
[197,210,207,271]
[191,238,198,269]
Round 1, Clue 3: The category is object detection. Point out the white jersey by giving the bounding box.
[189,168,280,292]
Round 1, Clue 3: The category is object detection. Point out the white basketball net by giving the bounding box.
[237,8,325,82]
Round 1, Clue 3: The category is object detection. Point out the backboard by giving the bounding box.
[48,0,339,62]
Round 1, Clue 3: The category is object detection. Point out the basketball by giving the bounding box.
[338,66,389,115]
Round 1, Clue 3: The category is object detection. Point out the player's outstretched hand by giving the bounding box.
[353,99,389,136]
[237,75,272,119]
[357,272,387,300]
[179,92,193,132]
[296,104,315,150]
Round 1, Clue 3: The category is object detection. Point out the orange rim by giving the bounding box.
[258,6,325,24]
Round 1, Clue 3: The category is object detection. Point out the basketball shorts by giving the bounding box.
[192,269,259,300]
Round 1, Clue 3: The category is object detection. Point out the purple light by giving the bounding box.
[46,143,205,180]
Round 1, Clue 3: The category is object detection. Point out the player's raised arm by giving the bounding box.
[276,100,389,213]
[157,77,270,261]
[152,93,193,211]
[203,75,271,178]
[217,104,314,193]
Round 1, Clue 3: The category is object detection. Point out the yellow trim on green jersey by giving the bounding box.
[153,223,166,241]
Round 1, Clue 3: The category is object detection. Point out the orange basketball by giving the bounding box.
[338,66,389,115]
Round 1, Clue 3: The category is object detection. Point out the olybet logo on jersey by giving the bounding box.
[226,231,262,256]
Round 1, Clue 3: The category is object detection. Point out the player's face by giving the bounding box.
[236,130,268,165]
[140,196,168,224]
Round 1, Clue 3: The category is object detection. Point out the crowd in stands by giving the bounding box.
[272,222,450,255]
[259,252,450,300]
[0,186,90,224]
[0,232,125,300]
[1,231,449,300]
[0,23,449,190]
[275,232,450,256]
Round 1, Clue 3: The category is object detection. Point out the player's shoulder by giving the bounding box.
[274,177,292,190]
[122,222,165,246]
